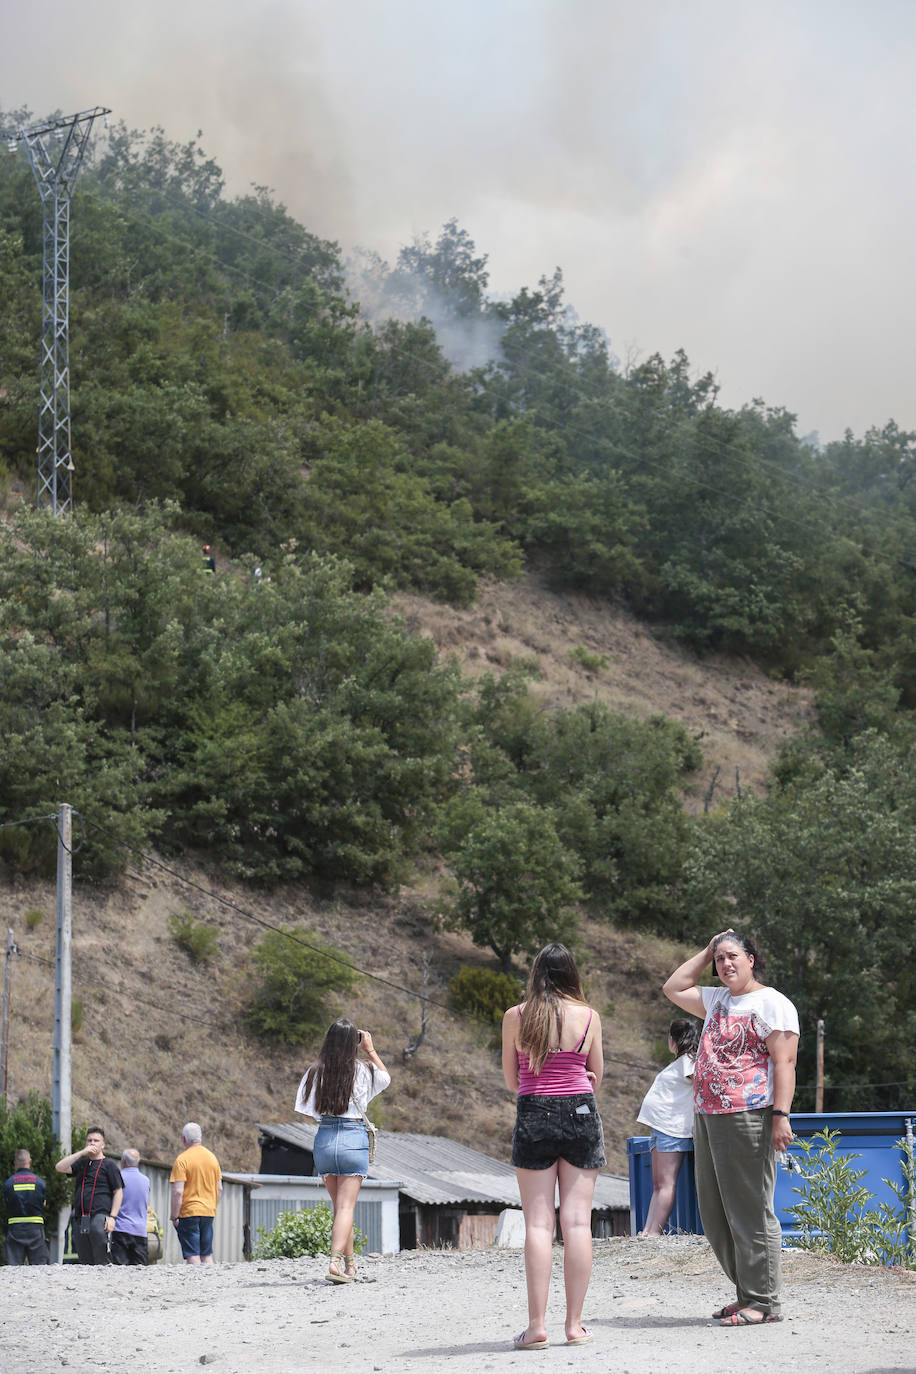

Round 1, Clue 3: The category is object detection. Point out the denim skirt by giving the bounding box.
[648,1128,693,1153]
[512,1093,606,1171]
[313,1116,369,1177]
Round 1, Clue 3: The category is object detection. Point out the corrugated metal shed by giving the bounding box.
[256,1123,629,1212]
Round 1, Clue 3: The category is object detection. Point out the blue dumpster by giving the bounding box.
[627,1136,703,1236]
[628,1110,915,1239]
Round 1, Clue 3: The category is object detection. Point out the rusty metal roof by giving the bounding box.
[257,1122,629,1210]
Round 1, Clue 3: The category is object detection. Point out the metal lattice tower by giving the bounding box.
[15,106,109,515]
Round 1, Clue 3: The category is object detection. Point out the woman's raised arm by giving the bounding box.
[663,930,732,1017]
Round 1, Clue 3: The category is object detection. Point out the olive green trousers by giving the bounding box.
[692,1106,783,1316]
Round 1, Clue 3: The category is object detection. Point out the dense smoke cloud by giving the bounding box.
[2,0,915,438]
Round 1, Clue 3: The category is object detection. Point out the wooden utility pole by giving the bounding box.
[815,1018,825,1112]
[52,802,72,1262]
[0,926,17,1097]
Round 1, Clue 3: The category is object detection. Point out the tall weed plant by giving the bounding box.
[786,1128,915,1269]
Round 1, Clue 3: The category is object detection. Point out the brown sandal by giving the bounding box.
[719,1310,782,1326]
[327,1250,353,1284]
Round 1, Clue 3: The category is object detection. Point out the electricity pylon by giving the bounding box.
[15,107,109,515]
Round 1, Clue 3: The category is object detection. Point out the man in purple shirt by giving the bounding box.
[110,1149,151,1266]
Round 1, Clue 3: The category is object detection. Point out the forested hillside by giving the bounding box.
[1,114,914,1116]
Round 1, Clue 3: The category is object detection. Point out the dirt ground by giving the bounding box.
[2,1238,913,1374]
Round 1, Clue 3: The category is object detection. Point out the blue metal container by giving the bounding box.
[776,1111,914,1243]
[626,1136,703,1235]
[628,1110,914,1239]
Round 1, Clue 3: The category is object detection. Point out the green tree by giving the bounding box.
[242,928,359,1044]
[0,1093,81,1260]
[683,731,916,1108]
[441,802,583,972]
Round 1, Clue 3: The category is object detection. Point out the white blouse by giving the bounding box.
[636,1055,696,1138]
[295,1058,390,1120]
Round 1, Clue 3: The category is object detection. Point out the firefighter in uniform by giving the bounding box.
[3,1149,50,1265]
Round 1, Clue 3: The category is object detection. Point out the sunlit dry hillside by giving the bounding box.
[0,576,812,1175]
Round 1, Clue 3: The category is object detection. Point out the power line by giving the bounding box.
[10,821,915,1094]
[797,1078,916,1093]
[19,936,914,1094]
[74,816,660,1073]
[18,948,229,1031]
[0,813,58,830]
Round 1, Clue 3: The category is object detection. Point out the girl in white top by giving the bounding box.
[636,1017,699,1236]
[294,1018,390,1283]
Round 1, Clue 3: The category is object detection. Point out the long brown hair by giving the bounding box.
[518,943,587,1076]
[302,1018,371,1116]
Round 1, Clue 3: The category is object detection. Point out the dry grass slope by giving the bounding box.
[0,574,813,1178]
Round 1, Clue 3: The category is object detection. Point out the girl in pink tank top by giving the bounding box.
[501,943,605,1352]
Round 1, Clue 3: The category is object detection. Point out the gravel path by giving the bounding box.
[2,1237,913,1374]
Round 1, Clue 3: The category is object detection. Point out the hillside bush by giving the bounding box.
[252,1203,366,1260]
[568,645,609,673]
[167,911,219,965]
[450,966,523,1045]
[242,927,359,1045]
[450,966,522,1024]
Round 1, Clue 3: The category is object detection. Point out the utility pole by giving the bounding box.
[14,107,109,515]
[52,803,73,1262]
[0,926,18,1098]
[815,1019,825,1113]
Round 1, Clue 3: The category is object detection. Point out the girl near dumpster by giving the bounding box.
[295,1018,390,1283]
[502,943,605,1351]
[636,1017,700,1236]
[663,929,799,1326]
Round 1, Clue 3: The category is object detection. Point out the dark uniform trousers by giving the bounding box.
[3,1170,50,1265]
[5,1221,49,1265]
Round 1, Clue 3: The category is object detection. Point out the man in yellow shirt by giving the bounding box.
[169,1123,222,1265]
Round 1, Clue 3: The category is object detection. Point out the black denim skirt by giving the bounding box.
[512,1093,607,1171]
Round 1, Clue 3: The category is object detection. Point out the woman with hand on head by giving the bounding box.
[295,1018,390,1283]
[663,929,799,1327]
[502,943,605,1351]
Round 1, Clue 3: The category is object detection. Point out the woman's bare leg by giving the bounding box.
[515,1165,559,1344]
[557,1160,598,1341]
[640,1151,684,1236]
[323,1174,363,1273]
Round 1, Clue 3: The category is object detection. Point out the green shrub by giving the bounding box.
[23,908,44,931]
[786,1128,915,1269]
[70,997,84,1037]
[0,1093,84,1257]
[167,911,219,965]
[242,927,359,1045]
[568,645,609,673]
[450,965,523,1040]
[252,1203,366,1260]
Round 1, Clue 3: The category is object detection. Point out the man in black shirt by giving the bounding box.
[3,1149,49,1264]
[56,1126,123,1265]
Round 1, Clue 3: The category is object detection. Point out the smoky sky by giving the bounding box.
[3,0,915,442]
